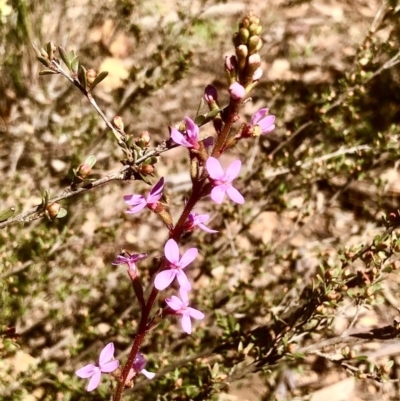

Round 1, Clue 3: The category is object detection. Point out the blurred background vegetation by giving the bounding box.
[2,0,400,400]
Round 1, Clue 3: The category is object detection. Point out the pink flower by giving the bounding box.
[112,252,147,279]
[165,288,205,334]
[170,117,200,149]
[124,177,164,214]
[186,211,218,233]
[154,239,198,291]
[228,82,245,100]
[206,157,244,205]
[250,108,275,135]
[75,342,120,392]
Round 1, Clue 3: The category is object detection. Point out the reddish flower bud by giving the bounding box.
[46,203,61,219]
[139,164,154,175]
[77,163,92,179]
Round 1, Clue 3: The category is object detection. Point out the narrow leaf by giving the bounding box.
[90,71,108,89]
[70,57,79,74]
[37,56,50,67]
[58,46,70,69]
[39,70,58,75]
[78,64,87,89]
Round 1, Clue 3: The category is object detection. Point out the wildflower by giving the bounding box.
[170,117,200,149]
[228,82,246,100]
[165,288,205,334]
[124,177,164,214]
[154,239,197,291]
[249,108,275,136]
[75,342,119,392]
[186,211,218,233]
[112,252,148,278]
[206,157,244,205]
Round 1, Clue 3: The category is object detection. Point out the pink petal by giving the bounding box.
[166,294,184,310]
[176,270,192,291]
[141,369,156,379]
[86,369,102,392]
[187,307,205,320]
[171,128,193,148]
[210,186,226,204]
[154,269,176,291]
[76,364,96,378]
[126,202,147,214]
[179,288,189,304]
[101,359,120,373]
[226,186,245,204]
[225,160,242,181]
[179,248,198,268]
[259,115,275,133]
[181,315,192,334]
[250,108,268,125]
[198,223,218,233]
[206,157,224,180]
[123,194,144,205]
[164,239,180,264]
[150,177,165,197]
[184,117,199,141]
[99,343,114,366]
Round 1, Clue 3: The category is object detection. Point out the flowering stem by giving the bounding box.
[113,92,242,401]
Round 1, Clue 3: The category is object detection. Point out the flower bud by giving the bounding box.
[228,82,246,100]
[113,115,124,132]
[239,16,251,29]
[46,203,61,220]
[225,55,238,73]
[248,23,262,36]
[77,163,92,179]
[86,69,98,85]
[235,45,248,70]
[139,131,151,146]
[204,85,218,103]
[248,35,262,54]
[252,67,263,81]
[238,28,250,44]
[139,164,154,175]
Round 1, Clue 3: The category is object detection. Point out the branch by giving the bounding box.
[0,141,172,229]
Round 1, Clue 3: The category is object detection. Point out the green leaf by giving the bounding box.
[0,207,15,222]
[70,57,79,74]
[56,208,67,218]
[78,64,87,90]
[39,70,58,75]
[84,155,97,168]
[58,46,70,69]
[90,71,108,89]
[36,55,50,67]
